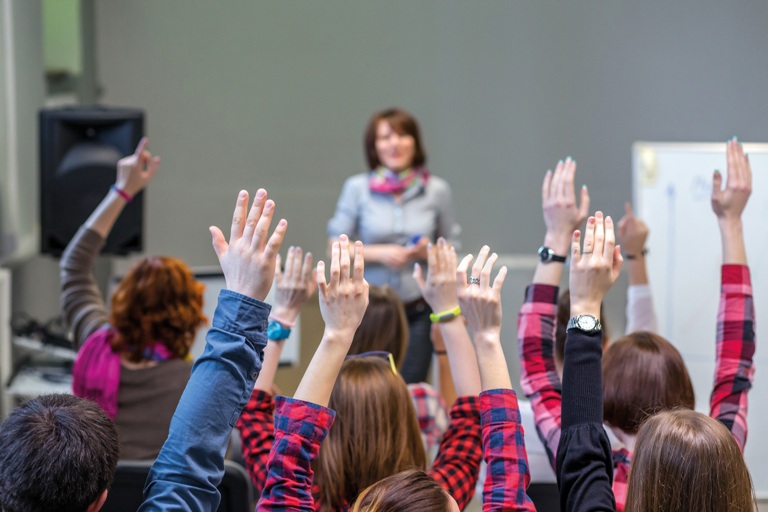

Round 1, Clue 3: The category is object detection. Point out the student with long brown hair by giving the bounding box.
[557,140,756,511]
[242,236,482,511]
[519,142,755,509]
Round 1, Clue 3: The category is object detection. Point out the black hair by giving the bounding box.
[0,394,119,512]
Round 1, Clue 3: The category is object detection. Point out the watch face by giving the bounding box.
[577,315,598,331]
[538,246,551,262]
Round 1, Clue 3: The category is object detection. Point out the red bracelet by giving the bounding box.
[111,185,133,202]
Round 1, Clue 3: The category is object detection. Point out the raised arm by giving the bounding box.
[556,212,621,512]
[519,158,588,465]
[237,246,315,491]
[709,138,755,450]
[413,239,483,508]
[60,137,159,347]
[618,202,658,334]
[413,238,481,397]
[456,246,535,512]
[258,235,369,511]
[140,189,286,511]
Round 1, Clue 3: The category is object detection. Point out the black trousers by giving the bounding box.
[399,298,434,384]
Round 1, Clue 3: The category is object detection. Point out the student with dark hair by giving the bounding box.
[327,108,460,384]
[0,394,119,512]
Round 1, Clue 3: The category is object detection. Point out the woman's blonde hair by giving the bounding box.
[625,409,755,512]
[315,357,426,511]
[350,469,449,512]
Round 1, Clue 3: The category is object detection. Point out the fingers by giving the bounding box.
[353,241,365,284]
[230,190,249,242]
[471,246,490,281]
[302,252,314,287]
[243,189,269,245]
[612,245,624,278]
[413,262,426,291]
[146,156,161,179]
[593,212,605,258]
[571,230,582,263]
[603,215,616,260]
[339,235,351,285]
[563,157,576,204]
[209,226,227,260]
[624,201,634,217]
[134,136,148,157]
[711,170,723,200]
[578,184,590,221]
[291,247,303,283]
[456,254,474,289]
[481,252,498,291]
[316,261,327,298]
[492,266,508,293]
[582,216,595,255]
[263,219,287,262]
[726,139,737,188]
[275,252,284,282]
[426,241,438,277]
[329,240,340,289]
[554,159,566,200]
[542,169,553,203]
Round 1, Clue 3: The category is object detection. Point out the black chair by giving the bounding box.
[101,459,253,512]
[527,483,560,512]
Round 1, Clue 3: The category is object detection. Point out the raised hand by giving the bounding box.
[116,137,160,197]
[542,157,590,253]
[272,247,316,325]
[317,235,369,341]
[617,202,649,258]
[569,212,622,318]
[413,238,459,313]
[210,189,287,301]
[456,246,508,341]
[712,138,752,222]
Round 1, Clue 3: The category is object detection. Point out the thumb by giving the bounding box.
[210,226,227,259]
[413,262,426,291]
[578,185,591,221]
[612,245,624,278]
[712,170,723,198]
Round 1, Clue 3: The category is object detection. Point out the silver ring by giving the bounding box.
[582,251,593,254]
[468,277,481,285]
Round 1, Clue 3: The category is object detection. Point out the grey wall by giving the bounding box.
[91,1,768,268]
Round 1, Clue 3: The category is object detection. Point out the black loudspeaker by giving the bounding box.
[40,107,145,256]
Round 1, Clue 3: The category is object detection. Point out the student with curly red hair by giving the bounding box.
[60,138,207,460]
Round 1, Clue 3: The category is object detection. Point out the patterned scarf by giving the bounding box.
[369,166,430,194]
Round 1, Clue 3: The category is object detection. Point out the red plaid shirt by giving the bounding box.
[238,391,481,510]
[518,264,755,511]
[480,389,537,511]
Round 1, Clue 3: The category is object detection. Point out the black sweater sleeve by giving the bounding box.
[556,329,616,512]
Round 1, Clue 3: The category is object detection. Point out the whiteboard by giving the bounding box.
[633,142,768,497]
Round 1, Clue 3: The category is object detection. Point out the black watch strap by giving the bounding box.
[538,246,567,263]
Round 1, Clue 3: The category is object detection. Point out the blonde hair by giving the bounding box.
[315,358,426,511]
[626,409,755,512]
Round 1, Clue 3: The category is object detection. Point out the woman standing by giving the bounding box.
[327,108,460,383]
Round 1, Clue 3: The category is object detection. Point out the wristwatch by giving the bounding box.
[267,321,292,341]
[538,246,567,263]
[566,314,602,334]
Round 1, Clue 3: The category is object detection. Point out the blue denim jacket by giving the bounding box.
[139,289,270,511]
